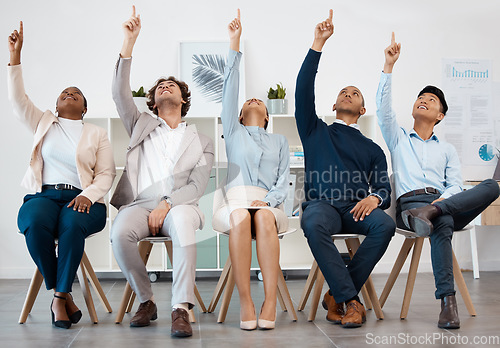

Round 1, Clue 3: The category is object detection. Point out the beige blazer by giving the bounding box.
[7,64,116,204]
[110,57,214,228]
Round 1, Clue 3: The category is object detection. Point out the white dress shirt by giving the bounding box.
[136,119,186,200]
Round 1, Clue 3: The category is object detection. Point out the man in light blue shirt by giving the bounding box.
[376,32,499,330]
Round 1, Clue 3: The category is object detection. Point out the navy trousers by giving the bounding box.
[301,199,395,303]
[17,188,106,293]
[396,179,500,299]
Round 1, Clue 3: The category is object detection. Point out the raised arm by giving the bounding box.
[220,9,243,137]
[112,6,143,136]
[7,21,45,132]
[295,10,333,139]
[376,32,403,151]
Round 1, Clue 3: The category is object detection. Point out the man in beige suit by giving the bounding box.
[110,7,214,337]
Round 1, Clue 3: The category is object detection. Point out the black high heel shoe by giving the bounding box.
[66,293,82,324]
[51,294,71,329]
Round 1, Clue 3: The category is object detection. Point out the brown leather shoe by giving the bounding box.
[402,204,440,237]
[130,300,158,327]
[322,291,345,324]
[171,308,192,337]
[438,295,460,329]
[341,300,366,328]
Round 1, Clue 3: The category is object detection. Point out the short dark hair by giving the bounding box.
[239,106,269,130]
[418,86,448,125]
[147,76,191,117]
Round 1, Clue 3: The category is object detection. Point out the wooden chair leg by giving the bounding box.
[360,284,373,310]
[452,250,476,316]
[208,256,232,313]
[189,309,196,323]
[308,268,325,322]
[217,267,235,323]
[19,268,44,324]
[298,261,319,311]
[126,292,136,313]
[81,251,112,313]
[277,268,298,321]
[400,237,424,319]
[194,285,207,313]
[379,238,415,307]
[364,276,384,320]
[77,260,98,324]
[277,284,286,311]
[116,282,134,323]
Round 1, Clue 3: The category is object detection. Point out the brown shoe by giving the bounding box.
[402,204,440,237]
[171,308,192,337]
[438,295,460,329]
[322,291,345,324]
[130,300,158,327]
[341,300,366,328]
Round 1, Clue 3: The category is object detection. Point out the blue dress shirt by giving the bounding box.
[376,72,463,200]
[221,49,290,208]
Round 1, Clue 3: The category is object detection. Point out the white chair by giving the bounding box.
[207,184,298,323]
[379,180,476,319]
[114,236,206,324]
[19,235,112,324]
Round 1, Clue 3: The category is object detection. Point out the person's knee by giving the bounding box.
[253,209,275,228]
[482,179,500,201]
[229,208,251,230]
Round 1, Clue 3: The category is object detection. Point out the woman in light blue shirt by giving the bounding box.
[213,10,290,331]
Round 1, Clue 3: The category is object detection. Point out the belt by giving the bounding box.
[398,187,440,202]
[42,184,82,192]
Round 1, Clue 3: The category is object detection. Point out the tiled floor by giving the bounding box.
[1,271,499,348]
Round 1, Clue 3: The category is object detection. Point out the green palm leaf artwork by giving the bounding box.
[192,54,226,103]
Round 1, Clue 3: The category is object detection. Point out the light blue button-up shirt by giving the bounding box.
[221,49,290,208]
[376,72,462,200]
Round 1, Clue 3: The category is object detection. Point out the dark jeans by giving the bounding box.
[17,188,106,293]
[301,199,395,303]
[397,179,500,299]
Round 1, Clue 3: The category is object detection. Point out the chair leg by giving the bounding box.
[400,237,424,319]
[277,268,298,321]
[277,284,286,311]
[208,256,232,313]
[81,251,112,313]
[379,238,415,308]
[452,250,477,316]
[217,266,235,323]
[360,284,373,310]
[126,292,136,313]
[308,268,325,322]
[469,226,480,279]
[298,261,318,311]
[19,268,44,324]
[344,238,371,309]
[77,260,98,324]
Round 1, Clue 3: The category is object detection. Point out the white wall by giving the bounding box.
[1,0,499,277]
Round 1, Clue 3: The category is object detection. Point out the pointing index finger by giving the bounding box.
[391,31,395,44]
[237,8,240,20]
[132,5,136,17]
[19,21,23,35]
[329,9,333,21]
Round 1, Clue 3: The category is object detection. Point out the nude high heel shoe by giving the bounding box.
[258,303,276,330]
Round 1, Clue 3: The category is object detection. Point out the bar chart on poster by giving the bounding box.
[440,58,499,180]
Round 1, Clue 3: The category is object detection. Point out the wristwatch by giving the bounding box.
[266,201,271,207]
[161,196,173,207]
